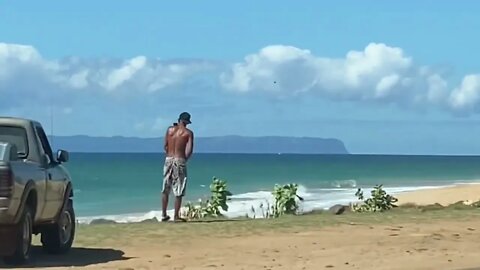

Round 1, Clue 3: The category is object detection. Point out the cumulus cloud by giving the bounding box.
[449,75,480,113]
[220,43,480,114]
[2,41,480,118]
[0,42,214,96]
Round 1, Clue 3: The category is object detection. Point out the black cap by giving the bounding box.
[178,112,192,124]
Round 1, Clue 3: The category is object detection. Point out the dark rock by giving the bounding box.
[328,204,350,215]
[446,201,473,210]
[420,203,445,212]
[89,218,118,225]
[139,217,159,223]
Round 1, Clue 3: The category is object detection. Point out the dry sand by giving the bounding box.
[396,183,480,206]
[3,184,480,270]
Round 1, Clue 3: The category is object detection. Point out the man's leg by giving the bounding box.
[162,191,169,219]
[174,196,183,220]
[161,159,172,221]
[173,161,187,222]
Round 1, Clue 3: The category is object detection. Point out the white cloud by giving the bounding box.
[449,75,480,113]
[220,43,480,114]
[0,42,214,96]
[0,43,42,64]
[3,41,480,117]
[101,56,147,91]
[220,43,413,99]
[68,69,90,89]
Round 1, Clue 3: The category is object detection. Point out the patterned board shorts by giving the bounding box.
[163,157,187,197]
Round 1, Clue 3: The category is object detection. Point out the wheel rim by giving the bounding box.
[22,213,32,256]
[60,210,72,245]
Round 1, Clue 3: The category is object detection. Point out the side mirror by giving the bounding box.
[57,150,69,163]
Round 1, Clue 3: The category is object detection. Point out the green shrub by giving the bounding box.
[183,177,233,220]
[271,183,304,217]
[209,177,233,215]
[352,184,398,213]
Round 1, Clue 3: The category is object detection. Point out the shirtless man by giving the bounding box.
[162,112,194,222]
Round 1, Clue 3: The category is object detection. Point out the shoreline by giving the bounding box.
[77,181,480,225]
[396,182,480,206]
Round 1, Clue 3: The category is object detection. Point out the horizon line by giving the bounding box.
[48,134,343,140]
[62,152,480,157]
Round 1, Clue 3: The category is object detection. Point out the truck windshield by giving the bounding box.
[0,126,28,158]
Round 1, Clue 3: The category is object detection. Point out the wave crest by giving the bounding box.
[76,183,458,224]
[330,179,357,188]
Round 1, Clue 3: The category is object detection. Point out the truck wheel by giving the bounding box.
[41,199,75,254]
[3,206,33,265]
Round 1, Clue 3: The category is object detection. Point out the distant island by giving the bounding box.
[48,135,349,154]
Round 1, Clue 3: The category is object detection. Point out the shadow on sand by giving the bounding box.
[0,246,131,268]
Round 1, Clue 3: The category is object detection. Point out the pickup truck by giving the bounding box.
[0,117,75,265]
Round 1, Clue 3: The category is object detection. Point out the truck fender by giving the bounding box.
[13,181,36,224]
[54,183,73,222]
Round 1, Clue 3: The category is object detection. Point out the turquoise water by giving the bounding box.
[67,153,480,222]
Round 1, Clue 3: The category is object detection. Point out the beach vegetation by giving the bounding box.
[248,183,305,219]
[258,201,273,218]
[352,184,398,212]
[183,177,233,220]
[271,183,304,218]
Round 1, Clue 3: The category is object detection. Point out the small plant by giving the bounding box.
[184,199,209,220]
[271,183,304,218]
[352,184,398,213]
[183,177,233,220]
[208,177,233,216]
[259,200,272,219]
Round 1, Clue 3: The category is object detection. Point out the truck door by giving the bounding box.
[34,125,65,219]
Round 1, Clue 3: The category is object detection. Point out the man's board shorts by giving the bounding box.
[163,157,187,197]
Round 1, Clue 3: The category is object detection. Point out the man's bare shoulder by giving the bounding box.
[166,125,177,134]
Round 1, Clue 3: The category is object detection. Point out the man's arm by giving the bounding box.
[185,131,194,160]
[164,127,170,153]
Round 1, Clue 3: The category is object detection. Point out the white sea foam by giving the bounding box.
[330,179,357,188]
[76,182,461,225]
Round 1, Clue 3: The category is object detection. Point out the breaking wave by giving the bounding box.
[76,183,454,224]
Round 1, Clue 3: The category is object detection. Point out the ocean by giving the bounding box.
[70,153,480,224]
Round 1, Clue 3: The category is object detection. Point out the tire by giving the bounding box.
[3,206,33,265]
[41,199,75,254]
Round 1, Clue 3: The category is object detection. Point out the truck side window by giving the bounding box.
[35,126,54,163]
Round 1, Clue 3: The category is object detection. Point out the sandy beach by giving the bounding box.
[3,184,480,270]
[396,183,480,206]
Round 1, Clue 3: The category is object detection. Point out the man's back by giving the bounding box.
[165,125,193,159]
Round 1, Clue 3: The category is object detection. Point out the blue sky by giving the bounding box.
[1,1,480,155]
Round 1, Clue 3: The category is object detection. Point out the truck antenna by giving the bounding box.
[50,102,54,149]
